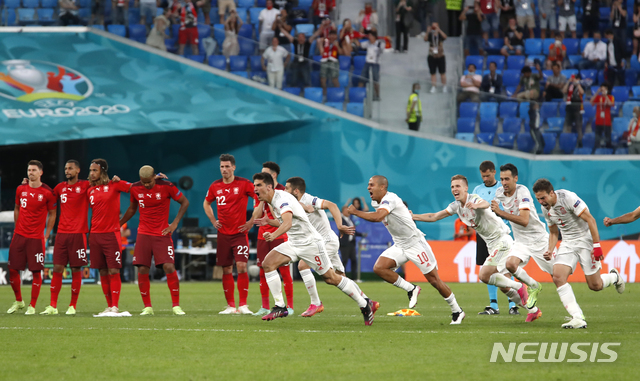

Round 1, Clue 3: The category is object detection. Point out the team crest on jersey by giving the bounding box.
[138,194,144,199]
[75,187,81,193]
[233,187,239,194]
[21,191,27,196]
[312,197,318,206]
[38,194,43,201]
[560,207,567,215]
[280,203,289,208]
[104,186,109,192]
[216,189,222,195]
[155,193,161,200]
[573,200,581,208]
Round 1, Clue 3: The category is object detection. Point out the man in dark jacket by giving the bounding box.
[480,61,503,101]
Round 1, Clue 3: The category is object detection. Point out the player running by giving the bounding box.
[7,160,57,315]
[351,176,465,324]
[204,154,257,315]
[120,165,190,316]
[532,179,625,329]
[253,173,379,325]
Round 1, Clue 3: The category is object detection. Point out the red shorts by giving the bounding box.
[53,233,88,268]
[8,233,45,271]
[89,232,123,269]
[257,238,285,267]
[178,27,198,45]
[216,233,249,267]
[133,233,174,268]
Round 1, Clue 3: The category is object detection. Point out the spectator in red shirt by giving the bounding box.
[590,84,615,149]
[312,0,334,26]
[546,32,567,70]
[479,0,500,41]
[319,30,341,95]
[339,18,362,56]
[170,0,199,55]
[454,218,476,241]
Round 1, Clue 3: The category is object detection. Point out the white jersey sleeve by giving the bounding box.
[372,192,424,250]
[270,190,323,246]
[545,190,591,245]
[299,192,337,244]
[445,201,459,216]
[497,185,548,248]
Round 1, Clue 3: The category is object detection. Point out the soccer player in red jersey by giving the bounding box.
[120,165,190,316]
[7,160,57,315]
[204,154,258,315]
[87,158,133,317]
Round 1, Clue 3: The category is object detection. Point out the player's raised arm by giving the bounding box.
[412,209,451,222]
[240,200,264,232]
[321,199,355,236]
[263,210,292,242]
[348,204,389,222]
[604,206,640,226]
[579,208,603,260]
[120,195,139,226]
[466,198,490,210]
[163,194,190,236]
[491,200,530,227]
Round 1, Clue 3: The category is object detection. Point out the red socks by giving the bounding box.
[9,269,22,302]
[100,274,112,307]
[70,271,82,308]
[259,268,270,309]
[30,271,42,308]
[222,273,235,307]
[138,273,152,307]
[238,272,249,306]
[109,273,121,308]
[49,271,63,308]
[279,265,294,309]
[166,271,180,307]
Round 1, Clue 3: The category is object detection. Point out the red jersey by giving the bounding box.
[479,0,496,14]
[172,1,197,28]
[130,180,183,236]
[313,0,334,17]
[258,183,287,241]
[321,39,338,62]
[593,94,615,126]
[205,176,258,236]
[548,44,566,62]
[88,180,132,233]
[53,179,90,234]
[14,183,57,239]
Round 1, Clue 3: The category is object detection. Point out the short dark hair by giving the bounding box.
[499,163,518,177]
[91,158,108,173]
[368,30,378,38]
[552,62,561,69]
[532,178,554,193]
[66,159,81,168]
[468,63,476,70]
[451,174,468,185]
[262,161,280,176]
[555,31,563,38]
[329,30,337,36]
[286,176,306,194]
[253,172,274,188]
[489,61,497,68]
[521,66,532,74]
[604,28,614,36]
[28,160,43,170]
[479,161,495,172]
[219,154,235,166]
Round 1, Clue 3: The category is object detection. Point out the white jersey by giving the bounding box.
[372,191,425,250]
[541,189,591,247]
[269,190,323,246]
[299,192,339,245]
[495,184,548,249]
[446,193,511,248]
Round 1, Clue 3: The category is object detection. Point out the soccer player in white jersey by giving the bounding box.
[348,176,465,325]
[532,179,625,329]
[491,164,551,322]
[604,206,640,227]
[252,173,379,325]
[412,175,533,317]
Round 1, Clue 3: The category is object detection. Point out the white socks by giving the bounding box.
[513,267,539,289]
[557,283,584,319]
[300,269,321,306]
[337,276,367,308]
[489,273,522,290]
[505,289,522,307]
[265,270,285,308]
[393,276,415,292]
[444,293,462,313]
[600,273,617,289]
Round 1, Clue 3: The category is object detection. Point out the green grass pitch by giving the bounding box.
[1,280,637,380]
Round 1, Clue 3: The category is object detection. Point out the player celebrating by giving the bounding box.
[88,158,133,317]
[532,179,625,329]
[120,165,190,316]
[491,164,550,322]
[350,176,465,324]
[7,160,57,315]
[204,154,257,315]
[604,207,640,226]
[253,173,378,325]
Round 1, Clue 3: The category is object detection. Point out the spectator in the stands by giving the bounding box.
[395,0,413,53]
[426,22,448,93]
[320,30,341,94]
[454,217,475,241]
[195,0,211,26]
[339,19,362,57]
[218,0,236,25]
[544,62,567,101]
[417,0,432,37]
[222,9,242,57]
[538,0,557,39]
[513,63,542,100]
[359,30,384,100]
[515,0,535,38]
[480,61,503,100]
[286,32,312,88]
[259,0,281,51]
[479,0,500,42]
[345,197,369,212]
[610,0,627,58]
[139,0,159,30]
[90,0,105,26]
[498,0,516,32]
[262,37,290,90]
[146,12,169,51]
[633,7,640,56]
[312,0,335,26]
[563,74,585,147]
[170,0,199,55]
[605,28,625,87]
[578,31,607,70]
[558,0,577,39]
[113,0,128,25]
[582,0,600,38]
[406,82,422,131]
[500,17,524,57]
[463,3,485,57]
[457,63,482,103]
[358,2,379,33]
[591,84,615,149]
[273,9,293,53]
[59,0,83,26]
[627,107,640,154]
[546,32,567,69]
[311,17,337,49]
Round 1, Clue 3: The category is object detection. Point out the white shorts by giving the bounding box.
[274,240,333,276]
[324,238,345,274]
[555,241,601,276]
[558,15,577,32]
[380,239,437,275]
[508,241,555,275]
[483,235,513,273]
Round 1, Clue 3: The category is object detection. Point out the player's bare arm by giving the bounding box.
[120,198,139,226]
[163,194,190,236]
[347,204,389,222]
[323,199,355,236]
[45,208,56,242]
[545,224,559,260]
[263,211,292,242]
[300,202,315,213]
[604,206,640,226]
[239,200,263,232]
[13,204,19,225]
[579,208,603,260]
[203,199,222,229]
[491,200,531,227]
[466,199,489,210]
[412,209,451,222]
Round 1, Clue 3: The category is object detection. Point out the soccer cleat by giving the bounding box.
[7,300,26,314]
[526,283,542,309]
[408,285,421,309]
[237,305,253,315]
[172,306,186,315]
[562,316,587,329]
[65,306,76,315]
[301,303,325,317]
[140,307,154,316]
[40,306,58,315]
[525,309,542,322]
[287,308,294,316]
[218,306,238,315]
[252,307,271,316]
[610,268,625,294]
[509,307,520,315]
[261,306,289,321]
[478,306,500,315]
[360,298,377,326]
[516,284,529,309]
[25,306,36,315]
[450,310,465,325]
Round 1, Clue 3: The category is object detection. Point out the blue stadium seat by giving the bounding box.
[250,70,266,82]
[231,71,249,78]
[17,8,36,25]
[236,7,248,23]
[22,0,38,7]
[455,133,475,142]
[457,118,476,133]
[542,38,555,52]
[632,86,640,100]
[580,38,593,52]
[187,54,205,63]
[4,0,20,9]
[239,39,256,56]
[298,0,313,8]
[338,55,351,71]
[622,102,640,117]
[459,102,479,118]
[296,23,315,37]
[594,148,614,154]
[561,69,579,78]
[567,55,582,68]
[526,55,545,67]
[325,102,344,111]
[542,133,556,154]
[283,87,301,96]
[631,55,640,71]
[239,23,253,39]
[198,24,211,38]
[477,132,495,145]
[37,8,55,24]
[574,147,592,154]
[480,119,498,133]
[615,147,629,154]
[502,117,522,133]
[611,102,622,117]
[128,24,147,43]
[564,38,579,55]
[249,7,264,23]
[503,69,521,87]
[327,87,345,103]
[41,0,57,6]
[465,55,484,70]
[128,8,141,25]
[486,55,505,69]
[353,56,366,71]
[257,0,267,6]
[559,133,578,153]
[485,38,504,54]
[249,55,262,71]
[349,87,366,103]
[580,69,597,84]
[505,86,517,97]
[311,55,322,71]
[519,102,530,120]
[310,71,320,87]
[597,70,605,84]
[583,103,596,120]
[540,102,558,120]
[107,24,126,37]
[213,24,225,45]
[547,117,564,133]
[346,102,364,117]
[507,56,525,70]
[582,132,596,149]
[524,39,542,55]
[612,86,630,102]
[238,0,254,7]
[613,117,631,134]
[338,72,349,87]
[479,102,497,120]
[208,55,227,70]
[304,87,323,103]
[626,70,638,87]
[497,133,516,148]
[499,102,518,118]
[517,133,534,152]
[229,56,248,71]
